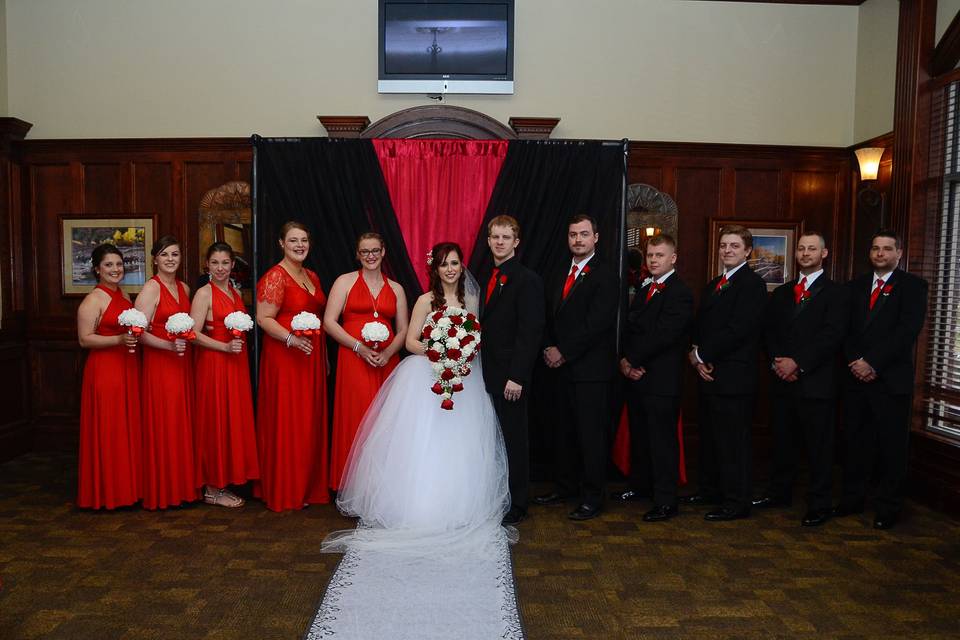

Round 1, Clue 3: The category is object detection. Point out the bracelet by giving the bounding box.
[284,332,293,347]
[353,340,361,354]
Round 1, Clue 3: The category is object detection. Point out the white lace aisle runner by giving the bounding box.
[305,535,524,639]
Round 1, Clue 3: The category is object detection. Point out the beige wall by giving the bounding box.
[0,0,7,116]
[854,0,898,144]
[6,0,859,145]
[937,0,960,44]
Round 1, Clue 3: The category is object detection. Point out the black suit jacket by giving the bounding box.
[479,256,545,394]
[691,264,768,395]
[764,274,849,399]
[543,258,620,382]
[622,272,694,396]
[843,268,928,395]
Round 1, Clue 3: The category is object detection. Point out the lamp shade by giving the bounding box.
[855,147,885,181]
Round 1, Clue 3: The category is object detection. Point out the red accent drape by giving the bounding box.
[612,406,687,486]
[373,139,508,291]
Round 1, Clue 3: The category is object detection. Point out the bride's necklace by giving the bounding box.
[363,271,385,318]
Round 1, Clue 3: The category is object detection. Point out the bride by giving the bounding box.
[322,241,513,554]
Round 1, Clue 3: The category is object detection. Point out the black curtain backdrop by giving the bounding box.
[467,139,628,479]
[252,136,420,298]
[467,139,627,281]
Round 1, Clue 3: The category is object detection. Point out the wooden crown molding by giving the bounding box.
[508,117,560,139]
[316,116,372,138]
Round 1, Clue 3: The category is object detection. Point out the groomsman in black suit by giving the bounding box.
[754,232,849,527]
[835,229,928,530]
[617,234,693,522]
[479,215,545,526]
[684,224,768,521]
[534,215,620,520]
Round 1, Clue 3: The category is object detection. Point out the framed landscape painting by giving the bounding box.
[707,218,803,292]
[60,215,157,296]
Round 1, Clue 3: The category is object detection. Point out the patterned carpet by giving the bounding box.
[1,453,959,639]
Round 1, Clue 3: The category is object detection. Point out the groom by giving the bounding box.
[480,215,545,526]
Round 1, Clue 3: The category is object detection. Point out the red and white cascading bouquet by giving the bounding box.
[421,306,481,410]
[290,311,322,355]
[165,312,197,357]
[117,308,148,354]
[224,310,254,342]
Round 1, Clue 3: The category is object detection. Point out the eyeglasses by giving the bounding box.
[358,248,383,257]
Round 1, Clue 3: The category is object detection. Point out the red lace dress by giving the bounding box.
[77,285,143,509]
[141,276,200,509]
[194,283,260,488]
[329,273,399,489]
[255,264,330,511]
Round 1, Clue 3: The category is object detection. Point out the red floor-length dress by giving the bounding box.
[329,273,399,489]
[141,276,200,509]
[194,283,260,488]
[77,285,143,509]
[255,264,330,511]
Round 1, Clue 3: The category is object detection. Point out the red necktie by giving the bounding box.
[645,281,663,302]
[562,265,579,299]
[714,274,728,292]
[793,277,807,304]
[485,267,500,304]
[869,278,884,310]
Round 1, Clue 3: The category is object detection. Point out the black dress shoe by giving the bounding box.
[568,503,602,521]
[752,496,792,509]
[704,507,750,521]
[801,508,832,527]
[532,492,568,506]
[642,504,678,522]
[831,503,864,518]
[873,513,898,530]
[680,494,722,506]
[502,506,526,526]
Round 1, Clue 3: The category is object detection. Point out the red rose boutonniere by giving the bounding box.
[498,274,508,288]
[882,284,893,297]
[581,265,592,277]
[799,289,811,304]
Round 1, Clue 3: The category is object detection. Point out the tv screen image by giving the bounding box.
[378,0,514,95]
[383,4,508,76]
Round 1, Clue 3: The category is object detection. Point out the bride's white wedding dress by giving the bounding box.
[310,302,524,640]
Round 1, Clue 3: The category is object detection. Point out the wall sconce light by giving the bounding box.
[855,147,885,181]
[645,226,659,237]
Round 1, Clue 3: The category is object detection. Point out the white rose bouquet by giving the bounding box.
[117,308,148,354]
[164,312,196,357]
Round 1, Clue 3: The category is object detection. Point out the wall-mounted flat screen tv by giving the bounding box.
[378,0,514,95]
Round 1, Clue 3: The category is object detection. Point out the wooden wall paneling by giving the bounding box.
[733,169,781,219]
[629,166,663,191]
[0,343,29,458]
[82,163,124,214]
[789,170,842,279]
[29,163,75,325]
[183,161,233,286]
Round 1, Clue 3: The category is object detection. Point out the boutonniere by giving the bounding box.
[798,289,811,304]
[498,274,508,288]
[580,265,591,278]
[715,275,730,293]
[882,284,893,297]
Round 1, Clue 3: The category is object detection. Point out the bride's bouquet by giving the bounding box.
[164,312,197,357]
[361,320,390,350]
[421,306,481,410]
[224,310,254,342]
[117,308,147,354]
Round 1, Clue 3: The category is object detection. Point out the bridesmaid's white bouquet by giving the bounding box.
[224,311,254,340]
[291,311,322,335]
[164,312,197,357]
[117,308,148,354]
[361,321,390,350]
[421,306,481,410]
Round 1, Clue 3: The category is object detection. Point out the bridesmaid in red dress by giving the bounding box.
[324,232,408,490]
[76,243,143,509]
[189,242,259,508]
[255,221,330,511]
[135,235,200,509]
